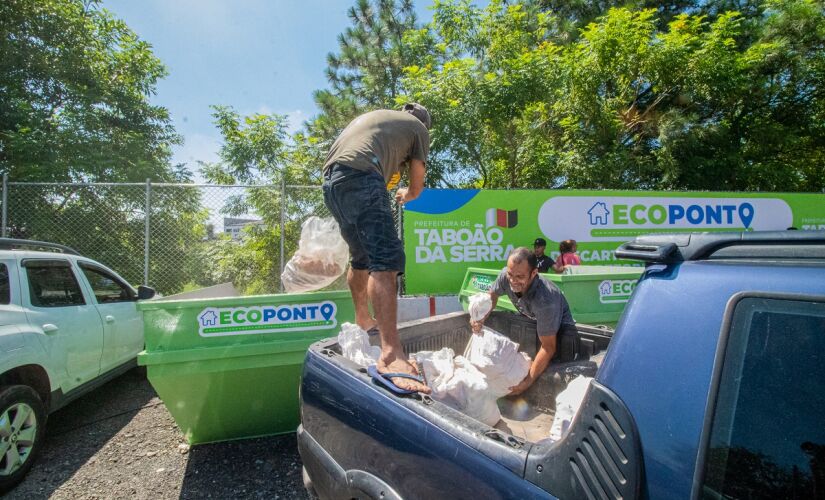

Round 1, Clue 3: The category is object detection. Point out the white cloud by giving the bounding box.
[284,109,307,134]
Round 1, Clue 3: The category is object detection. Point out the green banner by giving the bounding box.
[403,189,825,294]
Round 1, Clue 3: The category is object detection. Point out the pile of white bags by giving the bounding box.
[549,375,592,441]
[281,216,349,293]
[415,327,531,426]
[337,323,379,367]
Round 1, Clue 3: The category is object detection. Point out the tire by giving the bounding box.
[0,385,47,494]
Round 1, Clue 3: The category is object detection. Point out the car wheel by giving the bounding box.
[0,385,46,493]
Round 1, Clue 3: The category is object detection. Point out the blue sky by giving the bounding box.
[101,0,440,178]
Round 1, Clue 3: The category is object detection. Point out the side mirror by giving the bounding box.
[137,285,156,300]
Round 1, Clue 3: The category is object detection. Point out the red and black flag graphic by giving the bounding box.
[486,208,518,228]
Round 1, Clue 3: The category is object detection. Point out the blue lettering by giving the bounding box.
[706,205,722,224]
[687,205,703,224]
[263,308,276,322]
[292,307,307,320]
[669,205,685,223]
[305,305,319,320]
[722,205,735,224]
[277,308,291,321]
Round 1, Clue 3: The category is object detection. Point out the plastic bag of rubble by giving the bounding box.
[338,323,380,367]
[549,375,592,441]
[415,348,501,426]
[468,293,493,322]
[465,327,531,395]
[281,216,349,293]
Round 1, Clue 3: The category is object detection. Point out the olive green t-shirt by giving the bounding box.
[323,110,430,186]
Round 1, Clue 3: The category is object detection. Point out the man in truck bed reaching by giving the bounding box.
[472,247,577,395]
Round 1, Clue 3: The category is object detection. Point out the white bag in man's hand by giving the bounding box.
[281,216,349,293]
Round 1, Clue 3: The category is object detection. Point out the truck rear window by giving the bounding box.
[702,297,825,499]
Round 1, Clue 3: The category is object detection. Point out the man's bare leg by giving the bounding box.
[347,268,377,331]
[369,271,430,393]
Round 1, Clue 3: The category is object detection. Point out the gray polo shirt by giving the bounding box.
[491,269,575,337]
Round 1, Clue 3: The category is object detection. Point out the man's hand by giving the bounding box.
[395,187,410,205]
[508,375,533,396]
[470,319,484,335]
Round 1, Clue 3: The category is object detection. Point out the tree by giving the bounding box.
[402,0,825,191]
[311,0,421,139]
[0,0,206,293]
[198,106,336,295]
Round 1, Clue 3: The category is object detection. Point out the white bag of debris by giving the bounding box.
[281,216,349,293]
[466,327,532,395]
[338,323,380,367]
[549,375,592,441]
[468,292,492,322]
[415,348,501,426]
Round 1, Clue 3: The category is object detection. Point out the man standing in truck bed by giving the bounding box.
[322,103,432,394]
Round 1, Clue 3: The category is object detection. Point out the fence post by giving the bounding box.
[279,175,286,292]
[144,178,151,286]
[1,174,7,238]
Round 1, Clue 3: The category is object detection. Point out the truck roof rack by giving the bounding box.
[0,238,80,256]
[615,230,825,264]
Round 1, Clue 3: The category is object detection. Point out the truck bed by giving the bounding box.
[358,310,610,443]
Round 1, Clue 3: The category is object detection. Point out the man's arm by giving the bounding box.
[470,292,498,333]
[396,159,426,204]
[509,334,557,396]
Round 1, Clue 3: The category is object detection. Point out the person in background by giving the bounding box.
[552,239,582,273]
[533,238,554,273]
[471,247,577,396]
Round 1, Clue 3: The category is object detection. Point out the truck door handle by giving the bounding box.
[42,324,59,334]
[105,315,115,323]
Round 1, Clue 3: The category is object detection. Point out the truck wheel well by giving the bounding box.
[0,365,51,407]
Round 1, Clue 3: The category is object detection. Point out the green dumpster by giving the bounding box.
[137,290,354,444]
[459,265,644,327]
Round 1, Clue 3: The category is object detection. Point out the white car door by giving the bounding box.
[76,262,143,372]
[21,258,104,392]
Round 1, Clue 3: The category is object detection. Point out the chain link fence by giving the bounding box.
[0,178,404,296]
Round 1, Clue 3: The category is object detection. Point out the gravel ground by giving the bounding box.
[7,368,310,499]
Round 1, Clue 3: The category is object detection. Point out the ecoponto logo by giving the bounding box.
[598,280,637,304]
[198,301,338,337]
[539,196,793,243]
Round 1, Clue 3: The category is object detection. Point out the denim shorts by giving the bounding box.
[322,164,405,273]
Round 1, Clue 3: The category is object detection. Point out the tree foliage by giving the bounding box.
[400,0,824,191]
[312,0,422,139]
[1,0,204,293]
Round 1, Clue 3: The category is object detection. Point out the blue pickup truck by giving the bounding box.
[298,231,825,499]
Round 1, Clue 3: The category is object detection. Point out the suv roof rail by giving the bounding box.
[615,230,825,264]
[0,238,80,256]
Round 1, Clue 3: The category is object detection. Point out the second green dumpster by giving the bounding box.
[138,290,354,444]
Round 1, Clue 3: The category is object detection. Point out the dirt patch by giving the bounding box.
[7,368,309,499]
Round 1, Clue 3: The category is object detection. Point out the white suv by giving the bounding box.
[0,238,153,491]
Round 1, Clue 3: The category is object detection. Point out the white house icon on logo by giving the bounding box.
[599,280,612,297]
[199,310,218,327]
[588,202,610,225]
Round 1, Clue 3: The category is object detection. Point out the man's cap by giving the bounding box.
[534,238,547,247]
[402,102,431,130]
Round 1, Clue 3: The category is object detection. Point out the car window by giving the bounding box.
[25,260,86,307]
[701,297,825,500]
[78,263,136,303]
[0,264,9,305]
